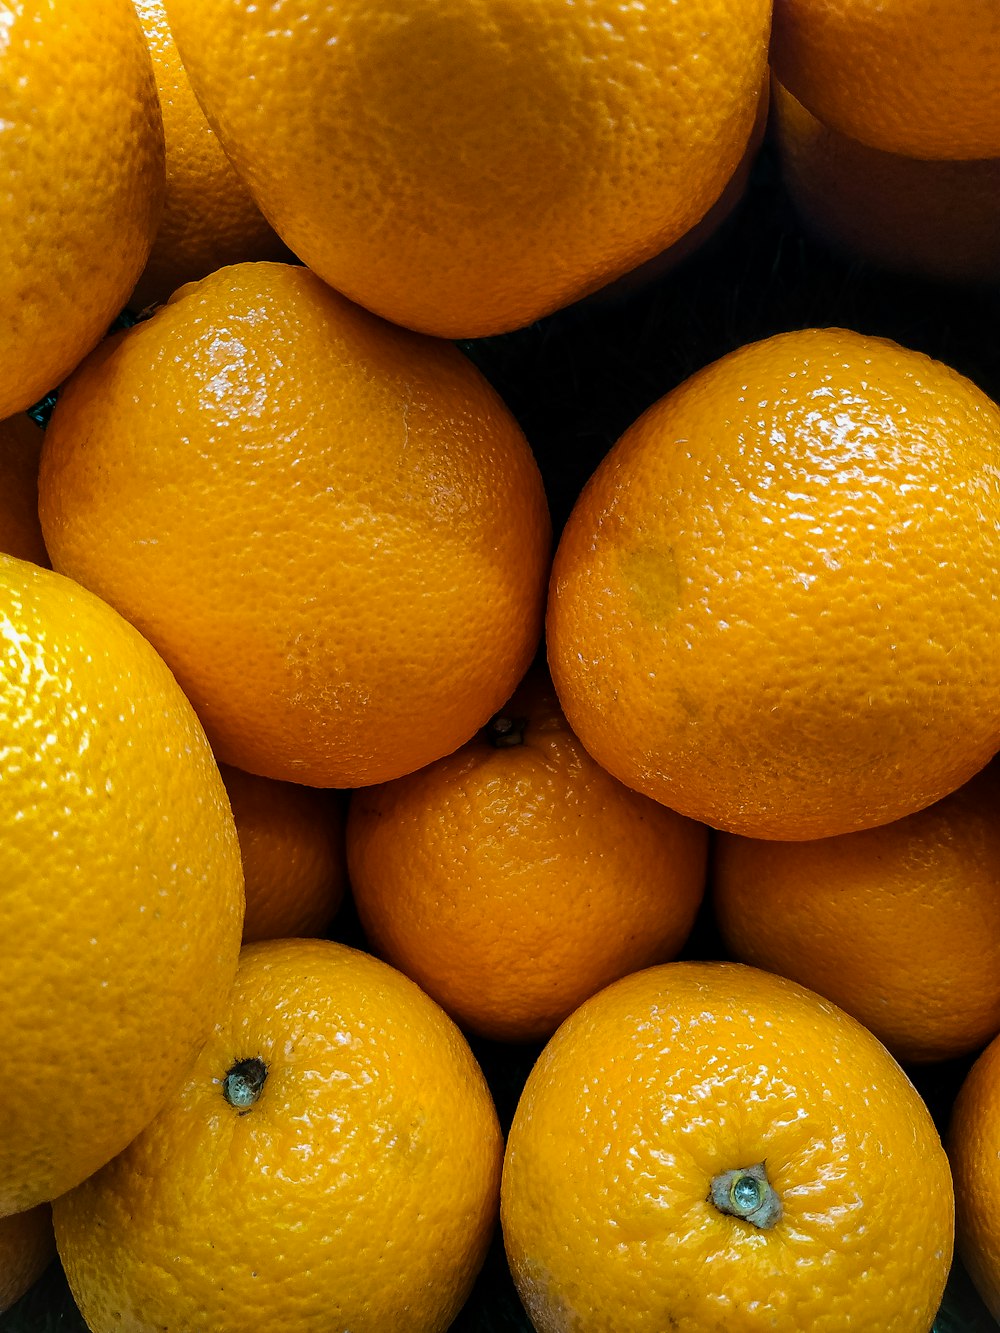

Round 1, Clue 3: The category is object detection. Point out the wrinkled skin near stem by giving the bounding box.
[709,1161,782,1229]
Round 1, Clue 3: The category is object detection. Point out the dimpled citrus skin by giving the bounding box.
[771,0,1000,160]
[714,761,1000,1064]
[128,0,290,310]
[0,0,164,419]
[161,0,771,338]
[949,1034,1000,1319]
[0,556,244,1216]
[772,79,1000,286]
[54,938,504,1333]
[546,327,1000,841]
[501,962,954,1332]
[219,764,347,944]
[38,262,551,788]
[348,667,708,1043]
[0,415,48,566]
[0,1206,54,1313]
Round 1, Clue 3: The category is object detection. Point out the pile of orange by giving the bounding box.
[2,0,1000,1329]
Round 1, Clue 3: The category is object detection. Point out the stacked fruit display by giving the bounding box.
[2,1,999,1329]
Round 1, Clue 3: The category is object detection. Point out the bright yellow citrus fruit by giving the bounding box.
[502,961,954,1331]
[0,555,244,1216]
[54,938,503,1333]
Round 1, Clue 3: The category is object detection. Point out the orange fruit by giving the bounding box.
[770,0,1000,160]
[37,262,551,789]
[590,77,771,304]
[0,414,48,566]
[220,763,347,943]
[0,0,164,419]
[547,327,1000,841]
[54,937,504,1333]
[772,78,1000,286]
[0,555,244,1216]
[0,1206,55,1313]
[348,667,708,1042]
[128,0,290,310]
[713,761,1000,1064]
[161,0,771,337]
[949,1033,1000,1319]
[501,961,954,1331]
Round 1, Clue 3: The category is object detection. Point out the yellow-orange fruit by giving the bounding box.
[220,764,346,943]
[714,761,1000,1063]
[772,79,1000,285]
[0,415,48,566]
[129,0,290,309]
[161,0,771,337]
[502,962,954,1331]
[54,938,503,1333]
[0,0,164,418]
[0,555,244,1216]
[547,327,1000,840]
[348,668,708,1042]
[771,0,1000,160]
[38,262,552,788]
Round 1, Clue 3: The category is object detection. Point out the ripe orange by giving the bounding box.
[772,79,1000,286]
[0,1206,54,1313]
[0,0,164,419]
[0,415,48,566]
[501,961,954,1331]
[348,667,708,1042]
[128,0,290,310]
[54,938,503,1333]
[713,761,1000,1064]
[161,0,771,337]
[38,262,551,789]
[771,0,1000,160]
[220,763,347,943]
[547,327,1000,841]
[949,1033,1000,1319]
[0,555,244,1216]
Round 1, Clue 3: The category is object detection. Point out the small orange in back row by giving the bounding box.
[348,667,708,1043]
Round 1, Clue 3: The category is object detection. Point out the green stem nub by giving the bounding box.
[486,714,528,748]
[709,1161,782,1229]
[222,1057,268,1111]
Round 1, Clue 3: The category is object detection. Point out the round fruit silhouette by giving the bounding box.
[128,0,290,309]
[714,760,1000,1063]
[771,0,1000,160]
[0,1206,54,1313]
[0,0,164,418]
[0,415,48,566]
[772,78,1000,286]
[547,326,1000,840]
[949,1033,1000,1320]
[38,262,551,788]
[54,938,503,1333]
[502,961,954,1330]
[161,0,771,336]
[220,764,347,943]
[0,555,244,1216]
[349,667,708,1042]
